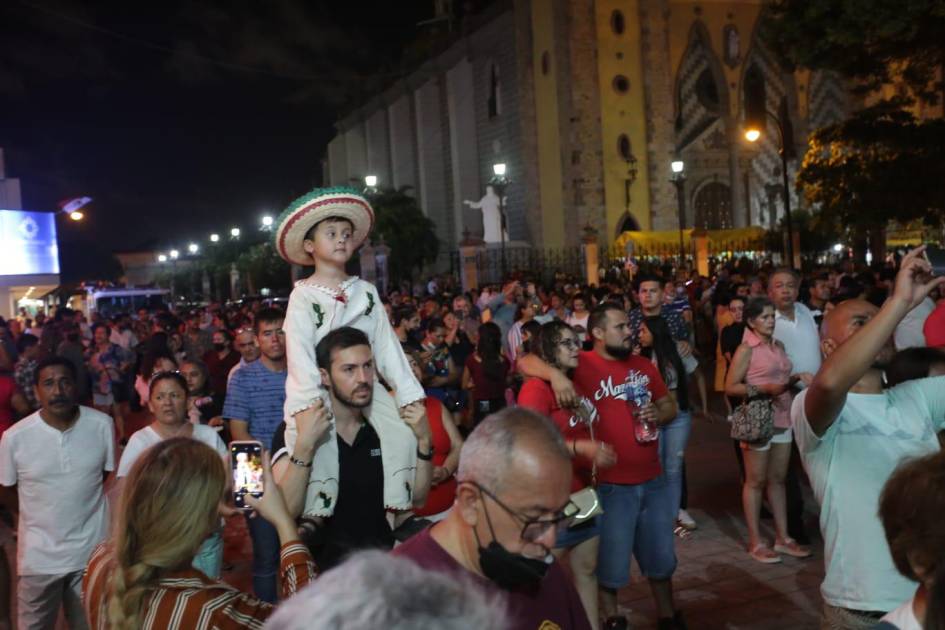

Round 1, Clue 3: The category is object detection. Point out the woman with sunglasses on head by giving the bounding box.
[133,349,177,408]
[115,371,228,578]
[519,320,616,630]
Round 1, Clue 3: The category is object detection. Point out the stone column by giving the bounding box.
[359,238,377,285]
[229,263,240,301]
[374,237,392,296]
[691,228,710,277]
[581,225,600,287]
[459,230,484,293]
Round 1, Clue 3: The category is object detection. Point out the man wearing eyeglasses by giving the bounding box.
[393,407,591,630]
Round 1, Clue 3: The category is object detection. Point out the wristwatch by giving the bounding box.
[416,446,434,461]
[289,455,312,468]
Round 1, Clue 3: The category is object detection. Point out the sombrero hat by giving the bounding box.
[273,186,375,266]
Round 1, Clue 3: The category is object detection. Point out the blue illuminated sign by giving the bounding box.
[0,210,60,275]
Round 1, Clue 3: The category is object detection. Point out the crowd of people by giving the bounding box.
[0,185,942,630]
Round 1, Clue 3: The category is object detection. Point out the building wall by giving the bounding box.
[563,0,606,243]
[469,12,528,241]
[326,135,348,186]
[322,1,851,255]
[446,59,482,242]
[596,0,653,235]
[528,0,567,247]
[365,108,391,187]
[343,123,367,186]
[388,92,418,193]
[414,77,454,246]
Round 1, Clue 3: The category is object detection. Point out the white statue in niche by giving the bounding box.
[464,185,507,243]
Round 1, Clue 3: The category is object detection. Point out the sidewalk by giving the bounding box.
[618,414,826,629]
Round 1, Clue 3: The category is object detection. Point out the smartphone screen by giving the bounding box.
[230,441,264,509]
[926,245,945,276]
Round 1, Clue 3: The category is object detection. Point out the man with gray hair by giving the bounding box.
[393,407,592,630]
[264,550,508,630]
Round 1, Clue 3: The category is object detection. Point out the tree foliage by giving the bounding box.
[797,103,945,227]
[369,187,440,284]
[763,0,945,253]
[763,0,945,104]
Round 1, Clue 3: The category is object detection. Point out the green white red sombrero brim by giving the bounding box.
[273,186,374,266]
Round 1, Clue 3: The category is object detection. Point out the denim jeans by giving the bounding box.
[658,409,692,518]
[246,514,281,603]
[596,478,677,588]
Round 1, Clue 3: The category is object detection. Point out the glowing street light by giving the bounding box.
[69,211,84,221]
[188,243,199,254]
[230,227,241,238]
[364,175,378,188]
[744,128,761,143]
[833,243,844,253]
[210,233,220,243]
[261,215,273,229]
[158,254,168,263]
[670,160,684,174]
[169,249,180,259]
[492,163,507,177]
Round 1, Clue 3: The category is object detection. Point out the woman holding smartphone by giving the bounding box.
[115,371,228,578]
[84,438,314,629]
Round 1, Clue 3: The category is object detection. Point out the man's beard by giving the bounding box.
[332,383,373,409]
[605,343,632,360]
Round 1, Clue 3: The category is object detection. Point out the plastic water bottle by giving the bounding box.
[629,382,658,444]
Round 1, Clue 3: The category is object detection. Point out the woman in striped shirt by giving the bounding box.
[83,438,315,629]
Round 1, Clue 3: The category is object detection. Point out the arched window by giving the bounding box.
[488,63,502,118]
[617,134,632,160]
[610,10,625,35]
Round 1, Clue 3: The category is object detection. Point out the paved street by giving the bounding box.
[618,412,825,629]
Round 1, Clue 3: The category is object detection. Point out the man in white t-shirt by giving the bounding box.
[0,356,115,630]
[768,268,819,545]
[791,247,945,630]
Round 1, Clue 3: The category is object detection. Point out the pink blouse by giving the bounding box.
[742,328,793,429]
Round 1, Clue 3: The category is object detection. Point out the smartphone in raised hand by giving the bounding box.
[230,440,264,510]
[925,245,945,276]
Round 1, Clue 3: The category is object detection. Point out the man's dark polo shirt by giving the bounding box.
[271,419,393,570]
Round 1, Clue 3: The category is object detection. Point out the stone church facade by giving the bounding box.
[322,0,848,260]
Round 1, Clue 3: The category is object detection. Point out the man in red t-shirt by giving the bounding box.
[393,407,592,630]
[521,302,683,630]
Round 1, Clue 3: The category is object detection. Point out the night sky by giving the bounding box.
[0,0,434,280]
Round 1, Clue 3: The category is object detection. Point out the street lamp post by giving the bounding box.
[671,160,687,264]
[744,99,797,268]
[490,162,510,278]
[364,175,378,196]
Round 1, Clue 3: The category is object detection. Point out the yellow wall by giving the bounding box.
[668,1,763,120]
[531,1,566,247]
[596,0,651,233]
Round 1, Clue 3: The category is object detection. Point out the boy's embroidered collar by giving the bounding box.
[296,276,360,296]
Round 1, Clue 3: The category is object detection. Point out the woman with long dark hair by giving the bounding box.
[461,322,510,428]
[639,315,694,534]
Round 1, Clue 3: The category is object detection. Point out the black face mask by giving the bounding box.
[213,342,226,352]
[474,493,551,590]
